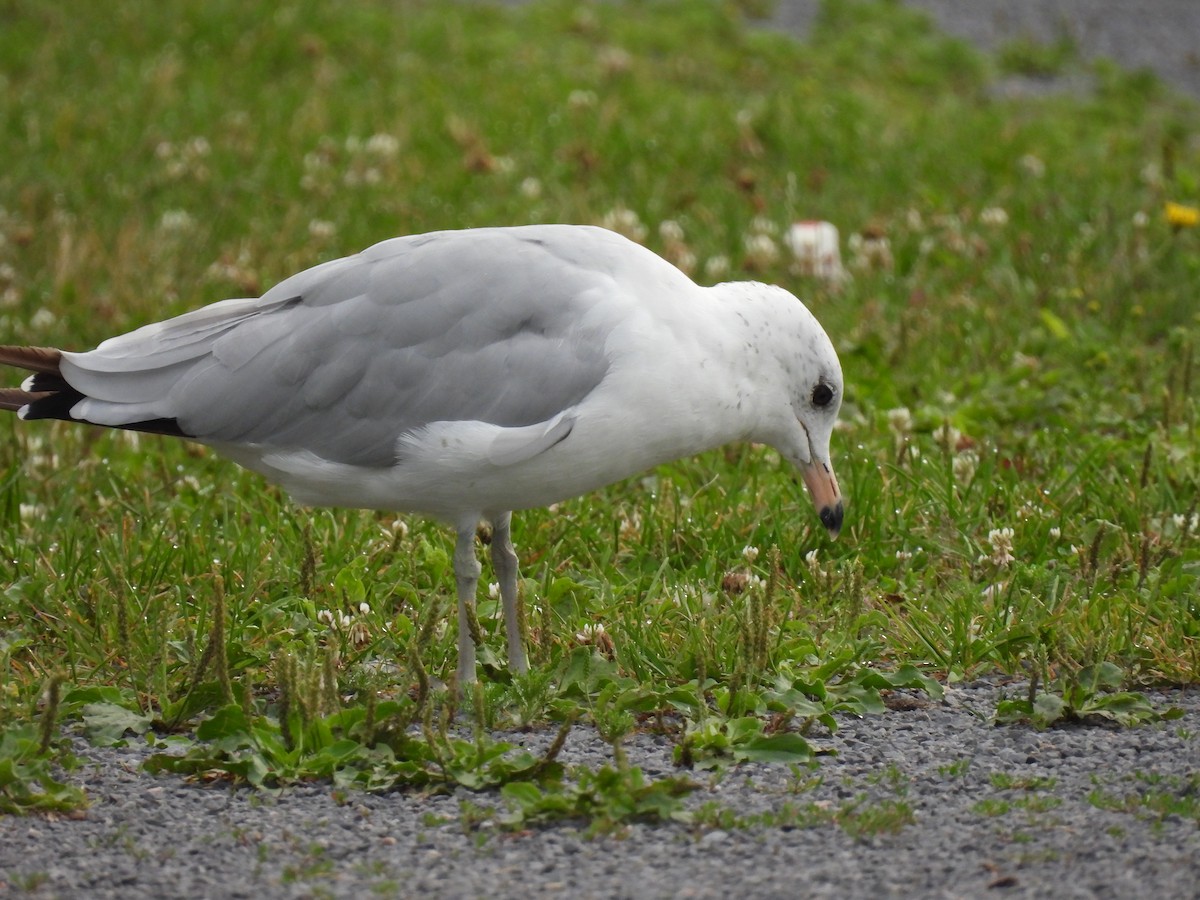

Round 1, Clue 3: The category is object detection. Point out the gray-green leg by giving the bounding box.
[453,523,481,688]
[490,512,529,674]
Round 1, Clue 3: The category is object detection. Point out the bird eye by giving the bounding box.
[812,383,834,408]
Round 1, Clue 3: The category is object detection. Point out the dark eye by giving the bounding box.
[812,383,835,408]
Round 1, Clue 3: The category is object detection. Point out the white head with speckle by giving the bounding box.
[724,281,844,536]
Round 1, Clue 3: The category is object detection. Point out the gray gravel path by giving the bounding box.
[2,682,1197,899]
[4,4,1200,898]
[768,0,1200,99]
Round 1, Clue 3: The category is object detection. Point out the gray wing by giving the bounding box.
[61,227,624,467]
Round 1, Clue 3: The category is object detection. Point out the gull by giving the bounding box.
[0,224,843,687]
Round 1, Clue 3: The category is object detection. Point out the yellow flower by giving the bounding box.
[1165,201,1200,228]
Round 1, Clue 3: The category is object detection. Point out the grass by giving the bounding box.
[0,0,1198,815]
[1089,772,1200,827]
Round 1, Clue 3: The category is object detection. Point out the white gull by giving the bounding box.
[0,224,844,687]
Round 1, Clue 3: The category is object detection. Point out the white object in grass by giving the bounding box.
[785,221,847,282]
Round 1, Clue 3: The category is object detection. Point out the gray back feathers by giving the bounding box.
[56,226,627,467]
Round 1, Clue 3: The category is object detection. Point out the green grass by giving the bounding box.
[1089,772,1200,827]
[1,0,1199,811]
[996,35,1079,79]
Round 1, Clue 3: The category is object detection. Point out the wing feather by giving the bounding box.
[54,226,630,467]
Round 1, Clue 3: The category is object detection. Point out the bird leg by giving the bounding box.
[489,511,529,674]
[453,522,482,688]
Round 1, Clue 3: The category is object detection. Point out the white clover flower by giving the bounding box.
[669,246,697,274]
[618,510,642,541]
[932,423,962,449]
[748,216,778,235]
[520,177,542,199]
[358,602,371,615]
[979,207,1009,227]
[488,582,500,600]
[1049,526,1061,540]
[596,45,632,75]
[567,89,597,110]
[574,622,607,642]
[317,609,335,626]
[302,152,331,187]
[743,233,779,267]
[703,255,730,280]
[308,219,336,239]
[600,206,646,242]
[659,219,685,243]
[159,209,194,233]
[741,545,759,563]
[1019,154,1046,178]
[185,136,211,157]
[953,451,978,484]
[886,407,913,434]
[365,133,400,157]
[847,231,893,271]
[30,309,56,331]
[804,549,819,568]
[348,620,370,648]
[987,527,1015,567]
[574,621,615,657]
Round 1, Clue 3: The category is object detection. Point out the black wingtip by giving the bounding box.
[2,344,191,439]
[16,388,190,438]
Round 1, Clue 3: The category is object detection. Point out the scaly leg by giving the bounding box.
[490,511,529,674]
[453,521,482,688]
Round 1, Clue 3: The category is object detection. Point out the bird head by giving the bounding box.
[765,290,844,538]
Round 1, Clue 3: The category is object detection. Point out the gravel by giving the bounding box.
[5,4,1200,898]
[2,682,1197,898]
[767,0,1200,100]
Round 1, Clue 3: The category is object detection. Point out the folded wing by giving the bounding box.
[17,227,621,468]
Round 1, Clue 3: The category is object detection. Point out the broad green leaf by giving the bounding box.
[734,733,815,764]
[81,702,153,745]
[1032,693,1066,727]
